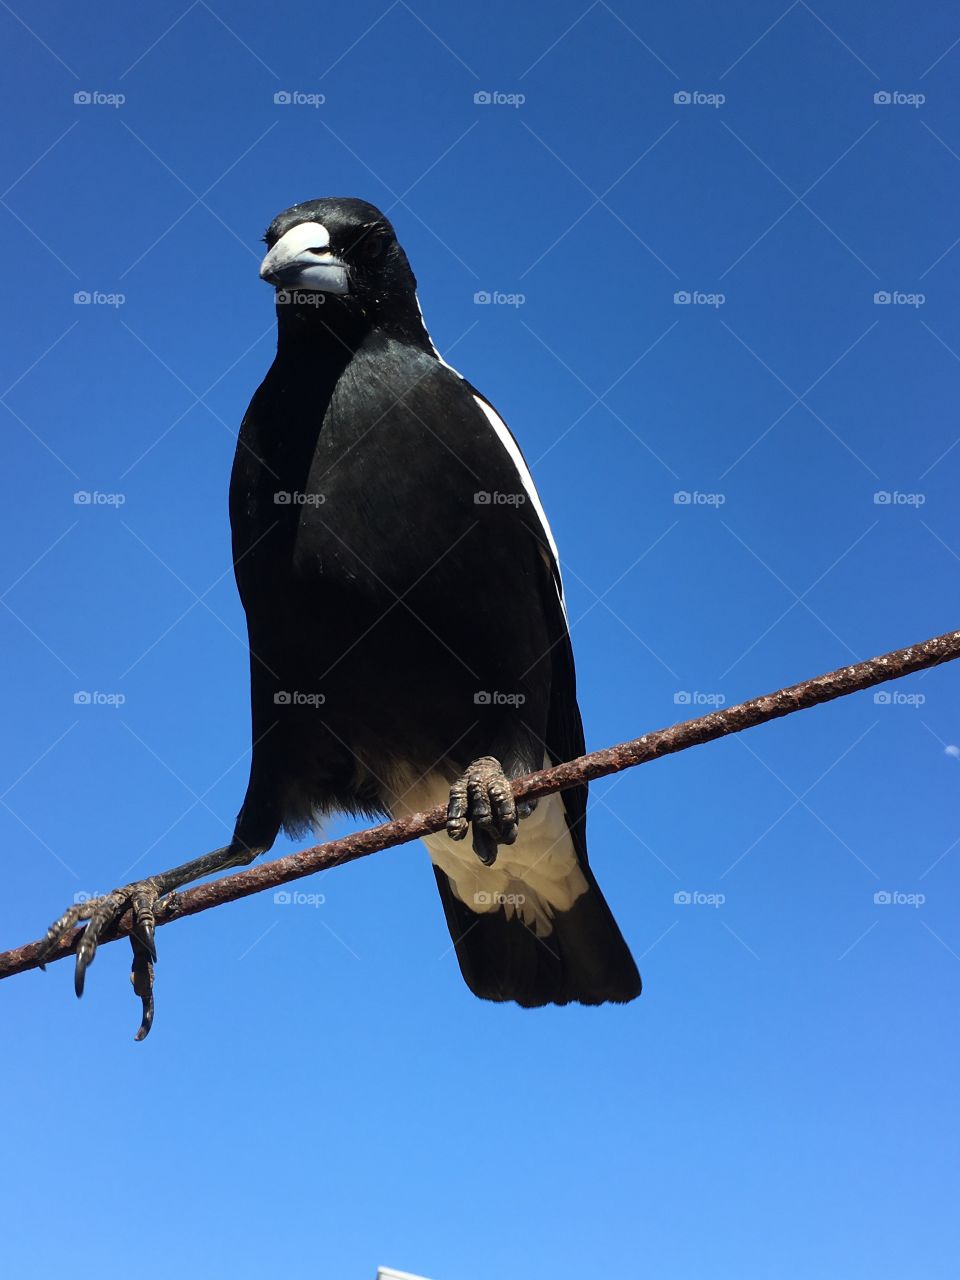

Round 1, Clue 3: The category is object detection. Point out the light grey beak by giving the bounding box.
[259,221,349,294]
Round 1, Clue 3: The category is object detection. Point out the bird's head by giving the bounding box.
[259,198,420,331]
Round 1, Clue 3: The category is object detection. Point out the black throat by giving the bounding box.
[272,287,436,368]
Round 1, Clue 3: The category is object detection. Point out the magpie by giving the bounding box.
[40,197,641,1031]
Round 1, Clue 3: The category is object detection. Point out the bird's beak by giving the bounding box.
[259,221,349,294]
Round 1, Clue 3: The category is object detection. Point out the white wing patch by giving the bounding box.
[414,293,566,613]
[471,395,566,613]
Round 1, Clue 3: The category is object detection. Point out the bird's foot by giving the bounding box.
[446,756,520,865]
[35,843,258,1039]
[37,875,170,1040]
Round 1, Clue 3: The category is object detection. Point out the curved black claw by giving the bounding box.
[37,877,164,1040]
[130,932,155,1042]
[446,756,519,865]
[129,887,160,1040]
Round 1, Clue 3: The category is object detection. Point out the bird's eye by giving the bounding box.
[359,231,386,262]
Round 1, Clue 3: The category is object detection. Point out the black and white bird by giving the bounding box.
[41,197,640,1029]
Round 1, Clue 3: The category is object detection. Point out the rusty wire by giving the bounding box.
[1,626,958,983]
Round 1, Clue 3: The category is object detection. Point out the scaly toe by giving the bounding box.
[446,756,520,863]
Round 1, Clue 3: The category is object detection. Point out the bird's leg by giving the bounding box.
[37,840,267,1039]
[446,755,533,866]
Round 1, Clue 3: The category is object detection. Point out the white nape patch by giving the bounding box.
[472,395,566,611]
[390,764,588,937]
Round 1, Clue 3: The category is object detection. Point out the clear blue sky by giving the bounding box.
[2,2,959,1276]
